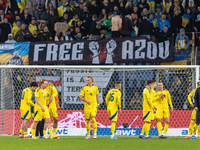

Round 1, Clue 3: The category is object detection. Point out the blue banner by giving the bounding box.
[0,42,30,65]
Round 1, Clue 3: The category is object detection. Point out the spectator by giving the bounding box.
[175,28,189,52]
[13,15,24,27]
[12,20,21,36]
[182,7,194,33]
[126,1,133,15]
[14,24,32,42]
[132,6,140,20]
[169,0,184,19]
[194,6,200,32]
[38,25,53,41]
[61,13,70,23]
[46,2,57,14]
[111,11,122,38]
[29,19,37,35]
[138,15,153,39]
[98,8,107,25]
[30,30,41,42]
[113,6,123,18]
[156,25,172,42]
[64,29,73,41]
[103,12,113,39]
[157,13,170,31]
[119,2,126,16]
[21,9,32,25]
[47,9,58,35]
[68,13,81,29]
[187,0,196,14]
[148,13,157,28]
[81,6,92,32]
[120,15,133,37]
[74,32,85,40]
[170,10,182,34]
[63,4,74,20]
[0,17,12,42]
[35,6,47,22]
[77,3,84,19]
[88,0,99,16]
[25,0,34,15]
[128,92,143,109]
[152,4,165,21]
[33,0,45,12]
[5,33,16,43]
[88,14,101,40]
[137,0,149,16]
[54,31,62,41]
[102,0,110,14]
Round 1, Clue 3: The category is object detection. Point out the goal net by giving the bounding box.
[0,65,199,136]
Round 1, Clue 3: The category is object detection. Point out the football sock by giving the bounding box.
[49,129,53,136]
[20,129,24,135]
[188,120,195,135]
[164,123,169,135]
[145,123,151,137]
[193,124,198,134]
[198,125,200,136]
[24,132,28,137]
[43,130,46,136]
[53,128,57,134]
[157,122,162,136]
[31,129,36,136]
[92,118,97,135]
[111,123,116,135]
[86,120,90,136]
[141,123,146,135]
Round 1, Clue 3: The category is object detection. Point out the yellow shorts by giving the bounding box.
[48,106,58,118]
[191,109,196,120]
[84,107,97,120]
[107,108,118,122]
[153,110,161,120]
[34,106,50,121]
[20,109,31,120]
[143,111,153,122]
[159,109,170,118]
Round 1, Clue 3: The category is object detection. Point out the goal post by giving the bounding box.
[0,65,199,136]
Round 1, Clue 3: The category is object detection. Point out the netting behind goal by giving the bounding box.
[0,65,199,136]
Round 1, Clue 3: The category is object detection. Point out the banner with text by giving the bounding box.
[0,42,29,65]
[63,69,113,104]
[29,37,174,65]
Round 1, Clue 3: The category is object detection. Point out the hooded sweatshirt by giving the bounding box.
[175,28,189,50]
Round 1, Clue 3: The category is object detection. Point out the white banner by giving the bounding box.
[36,76,61,92]
[63,69,113,104]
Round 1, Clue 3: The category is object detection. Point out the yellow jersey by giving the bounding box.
[143,87,153,111]
[151,89,161,107]
[20,87,34,110]
[46,83,58,108]
[188,88,196,105]
[80,84,99,109]
[105,88,121,109]
[35,87,47,109]
[11,26,20,36]
[156,89,173,109]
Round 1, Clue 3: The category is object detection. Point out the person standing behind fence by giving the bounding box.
[174,28,189,52]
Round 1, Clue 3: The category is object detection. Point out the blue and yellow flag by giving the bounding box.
[0,42,29,65]
[182,14,194,27]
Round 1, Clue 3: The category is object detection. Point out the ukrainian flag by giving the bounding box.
[161,53,187,65]
[15,0,25,13]
[58,3,72,17]
[182,14,194,27]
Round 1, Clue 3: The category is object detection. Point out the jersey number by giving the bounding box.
[109,93,114,102]
[21,91,25,100]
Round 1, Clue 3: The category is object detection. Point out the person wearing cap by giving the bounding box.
[35,6,48,23]
[150,4,165,21]
[5,33,16,43]
[80,76,99,139]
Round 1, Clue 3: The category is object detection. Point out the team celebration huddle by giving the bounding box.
[19,76,200,139]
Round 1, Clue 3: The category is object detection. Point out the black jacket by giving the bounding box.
[194,87,200,108]
[89,20,100,36]
[138,19,153,36]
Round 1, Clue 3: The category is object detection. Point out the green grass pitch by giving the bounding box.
[0,136,199,150]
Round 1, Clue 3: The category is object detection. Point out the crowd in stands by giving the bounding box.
[0,0,198,49]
